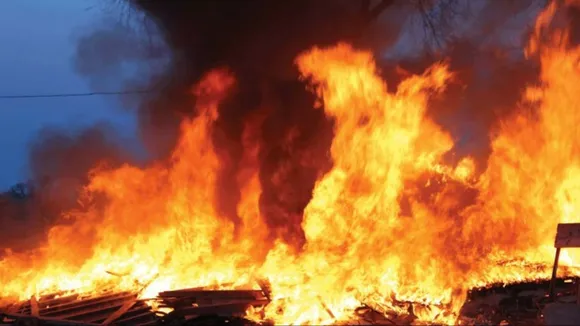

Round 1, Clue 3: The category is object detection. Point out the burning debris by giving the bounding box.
[2,223,580,324]
[459,278,579,326]
[156,287,270,323]
[3,276,580,326]
[4,0,580,325]
[0,290,157,325]
[0,281,272,326]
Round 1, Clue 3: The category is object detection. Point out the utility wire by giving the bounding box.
[0,89,156,99]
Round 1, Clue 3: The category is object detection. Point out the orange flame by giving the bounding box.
[3,1,580,324]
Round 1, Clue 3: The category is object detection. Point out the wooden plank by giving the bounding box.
[100,299,136,325]
[317,295,335,319]
[42,292,135,317]
[41,292,130,314]
[256,279,272,301]
[0,311,101,325]
[138,321,158,326]
[39,293,80,308]
[53,296,132,321]
[30,296,39,317]
[170,300,268,318]
[555,223,580,248]
[159,289,265,300]
[113,309,156,324]
[157,286,206,296]
[39,291,68,302]
[6,302,23,314]
[161,297,269,310]
[59,304,122,323]
[157,283,236,294]
[94,301,150,322]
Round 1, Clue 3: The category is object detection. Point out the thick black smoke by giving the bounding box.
[70,0,552,248]
[108,0,409,246]
[28,123,133,185]
[0,123,133,255]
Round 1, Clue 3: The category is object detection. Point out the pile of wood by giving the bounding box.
[0,290,158,325]
[347,277,580,326]
[0,280,272,325]
[459,277,580,325]
[156,286,271,325]
[4,277,578,325]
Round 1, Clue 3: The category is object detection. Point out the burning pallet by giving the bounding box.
[3,276,580,325]
[156,286,270,325]
[0,283,272,325]
[0,290,158,325]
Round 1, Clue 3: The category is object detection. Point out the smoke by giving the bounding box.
[29,123,133,184]
[27,123,137,225]
[63,0,556,248]
[0,4,171,255]
[117,0,403,245]
[0,123,135,256]
[381,0,546,172]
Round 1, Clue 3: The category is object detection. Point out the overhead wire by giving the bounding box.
[0,89,156,99]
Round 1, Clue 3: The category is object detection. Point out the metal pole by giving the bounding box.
[577,277,580,305]
[549,247,561,300]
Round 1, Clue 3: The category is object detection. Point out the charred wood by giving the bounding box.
[30,296,39,317]
[169,301,267,318]
[159,290,265,301]
[0,311,100,325]
[100,299,136,325]
[1,289,157,326]
[177,315,262,326]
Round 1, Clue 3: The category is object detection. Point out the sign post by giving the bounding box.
[549,223,580,299]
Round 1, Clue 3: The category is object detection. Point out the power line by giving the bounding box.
[0,89,156,99]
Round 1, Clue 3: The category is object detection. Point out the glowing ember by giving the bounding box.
[3,1,580,325]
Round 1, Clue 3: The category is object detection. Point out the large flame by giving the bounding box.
[3,1,580,324]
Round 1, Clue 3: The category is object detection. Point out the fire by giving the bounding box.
[291,43,460,321]
[3,1,580,324]
[463,0,580,270]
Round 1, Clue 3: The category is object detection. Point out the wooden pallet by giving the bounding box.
[0,290,158,325]
[158,288,270,322]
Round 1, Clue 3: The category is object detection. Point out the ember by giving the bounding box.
[3,0,580,325]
